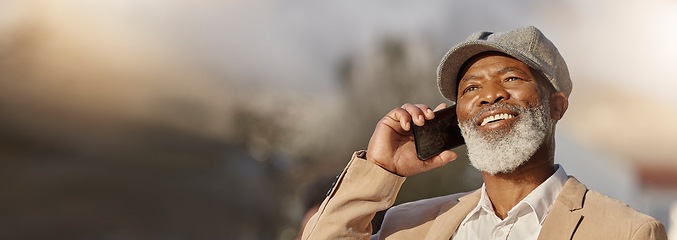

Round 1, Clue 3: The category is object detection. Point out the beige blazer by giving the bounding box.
[302,152,667,240]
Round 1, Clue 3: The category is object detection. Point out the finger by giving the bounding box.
[401,103,426,126]
[433,102,448,111]
[391,108,412,131]
[414,104,435,120]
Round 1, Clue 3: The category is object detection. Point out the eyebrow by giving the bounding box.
[460,66,527,83]
[497,66,525,75]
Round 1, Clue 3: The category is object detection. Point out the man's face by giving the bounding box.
[456,52,554,174]
[456,53,546,133]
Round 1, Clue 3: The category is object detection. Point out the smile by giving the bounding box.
[480,113,515,126]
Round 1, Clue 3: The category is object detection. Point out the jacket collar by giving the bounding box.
[424,189,481,240]
[537,176,587,240]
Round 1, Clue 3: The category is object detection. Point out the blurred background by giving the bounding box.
[1,0,677,239]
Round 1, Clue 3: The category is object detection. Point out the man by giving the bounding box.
[301,26,667,239]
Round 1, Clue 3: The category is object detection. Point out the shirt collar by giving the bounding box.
[460,164,568,225]
[518,164,568,224]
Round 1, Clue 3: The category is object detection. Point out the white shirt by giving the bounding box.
[451,165,568,240]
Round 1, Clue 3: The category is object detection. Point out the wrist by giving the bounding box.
[363,150,403,177]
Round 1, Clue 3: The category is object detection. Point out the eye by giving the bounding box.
[462,85,479,94]
[505,76,521,82]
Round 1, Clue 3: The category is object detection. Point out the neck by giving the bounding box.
[481,144,556,219]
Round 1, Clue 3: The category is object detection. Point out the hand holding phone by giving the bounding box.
[366,103,459,177]
[411,105,465,160]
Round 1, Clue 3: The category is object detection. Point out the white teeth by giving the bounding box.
[480,113,514,126]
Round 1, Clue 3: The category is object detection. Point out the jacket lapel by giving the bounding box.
[537,177,587,240]
[424,190,481,240]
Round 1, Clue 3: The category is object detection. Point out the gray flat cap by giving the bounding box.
[437,26,572,103]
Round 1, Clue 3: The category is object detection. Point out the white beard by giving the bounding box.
[459,99,554,175]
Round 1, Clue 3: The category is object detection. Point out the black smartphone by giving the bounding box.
[411,105,465,160]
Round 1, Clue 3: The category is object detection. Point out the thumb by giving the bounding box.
[422,150,458,170]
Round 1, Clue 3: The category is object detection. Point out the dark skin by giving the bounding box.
[366,52,569,219]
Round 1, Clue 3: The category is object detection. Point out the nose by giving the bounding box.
[478,83,509,105]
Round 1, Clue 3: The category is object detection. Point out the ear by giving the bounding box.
[549,92,568,120]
